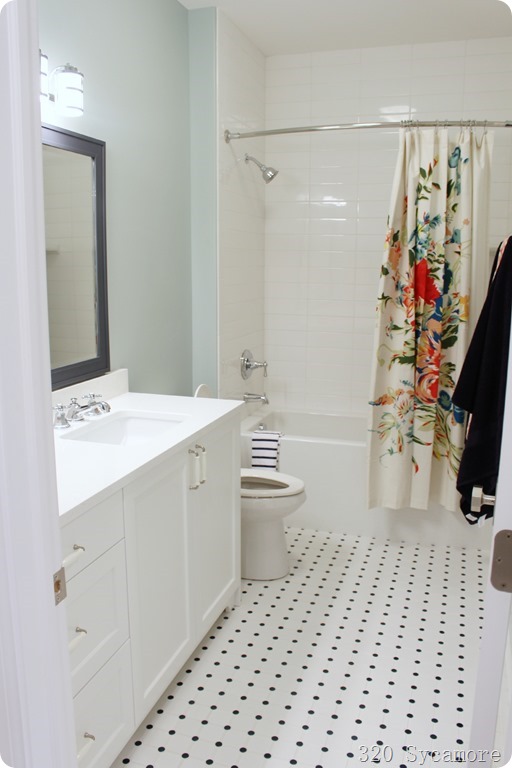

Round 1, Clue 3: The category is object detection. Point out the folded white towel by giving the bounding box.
[251,430,282,471]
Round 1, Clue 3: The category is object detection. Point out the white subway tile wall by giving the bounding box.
[264,37,512,414]
[218,14,267,399]
[219,19,512,413]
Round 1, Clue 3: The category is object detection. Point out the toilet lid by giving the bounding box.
[241,468,304,498]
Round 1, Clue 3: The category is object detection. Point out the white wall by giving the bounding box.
[263,38,512,414]
[40,0,193,396]
[190,8,219,395]
[217,13,267,399]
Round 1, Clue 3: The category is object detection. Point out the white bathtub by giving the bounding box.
[241,410,491,549]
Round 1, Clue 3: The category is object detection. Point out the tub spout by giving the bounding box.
[243,392,269,405]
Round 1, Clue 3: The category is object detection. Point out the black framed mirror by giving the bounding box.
[42,124,109,390]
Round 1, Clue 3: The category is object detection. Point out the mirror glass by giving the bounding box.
[42,125,109,390]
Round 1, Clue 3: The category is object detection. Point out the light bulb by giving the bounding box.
[39,50,49,102]
[52,64,84,117]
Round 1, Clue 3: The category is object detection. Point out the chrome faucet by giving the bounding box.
[243,392,269,405]
[79,393,111,416]
[53,394,111,429]
[64,393,111,421]
[65,398,85,421]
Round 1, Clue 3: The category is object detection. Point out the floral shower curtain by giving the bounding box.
[368,127,493,512]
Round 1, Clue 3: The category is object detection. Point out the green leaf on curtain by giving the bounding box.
[411,434,433,446]
[395,354,416,366]
[441,333,458,349]
[439,361,456,389]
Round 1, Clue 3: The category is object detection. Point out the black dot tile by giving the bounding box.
[110,527,486,767]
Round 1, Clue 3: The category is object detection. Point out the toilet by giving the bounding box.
[240,468,306,580]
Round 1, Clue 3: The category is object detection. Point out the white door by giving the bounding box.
[0,1,76,766]
[468,316,512,766]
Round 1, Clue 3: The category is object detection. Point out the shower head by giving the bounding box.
[245,153,279,183]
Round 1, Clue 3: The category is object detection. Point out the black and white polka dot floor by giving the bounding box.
[111,527,487,768]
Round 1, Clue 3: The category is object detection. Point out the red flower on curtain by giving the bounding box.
[414,258,442,306]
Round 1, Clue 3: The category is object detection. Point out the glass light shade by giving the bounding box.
[39,50,49,102]
[53,64,84,117]
[498,0,512,10]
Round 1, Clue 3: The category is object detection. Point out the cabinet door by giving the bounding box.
[124,455,191,725]
[189,422,240,637]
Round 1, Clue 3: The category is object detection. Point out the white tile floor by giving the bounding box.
[111,527,487,768]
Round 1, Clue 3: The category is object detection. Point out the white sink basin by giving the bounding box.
[60,411,185,446]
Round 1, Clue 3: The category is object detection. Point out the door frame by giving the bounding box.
[0,1,76,765]
[468,303,512,765]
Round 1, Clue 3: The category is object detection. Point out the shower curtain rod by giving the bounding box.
[224,119,512,142]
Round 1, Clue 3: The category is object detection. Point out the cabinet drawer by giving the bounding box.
[74,640,134,768]
[67,540,129,696]
[61,491,124,579]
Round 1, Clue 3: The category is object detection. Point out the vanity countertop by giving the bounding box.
[54,391,244,520]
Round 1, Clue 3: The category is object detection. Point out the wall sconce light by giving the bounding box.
[40,50,49,101]
[498,0,512,10]
[39,50,84,117]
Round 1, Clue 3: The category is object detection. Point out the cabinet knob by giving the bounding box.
[77,732,96,762]
[68,626,88,653]
[62,544,85,569]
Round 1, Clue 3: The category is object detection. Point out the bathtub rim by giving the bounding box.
[241,408,368,445]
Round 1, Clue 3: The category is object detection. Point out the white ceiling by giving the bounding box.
[179,0,512,56]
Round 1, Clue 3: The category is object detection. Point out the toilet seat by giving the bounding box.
[241,468,304,499]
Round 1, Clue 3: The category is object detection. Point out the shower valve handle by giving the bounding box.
[241,349,268,380]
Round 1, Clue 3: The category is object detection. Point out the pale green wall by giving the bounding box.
[39,0,194,395]
[189,8,218,396]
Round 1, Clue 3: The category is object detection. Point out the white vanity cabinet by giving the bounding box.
[124,414,241,725]
[58,399,242,768]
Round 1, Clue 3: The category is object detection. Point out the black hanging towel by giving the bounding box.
[452,237,512,524]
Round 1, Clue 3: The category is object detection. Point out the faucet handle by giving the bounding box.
[81,393,102,406]
[241,349,268,380]
[53,404,70,429]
